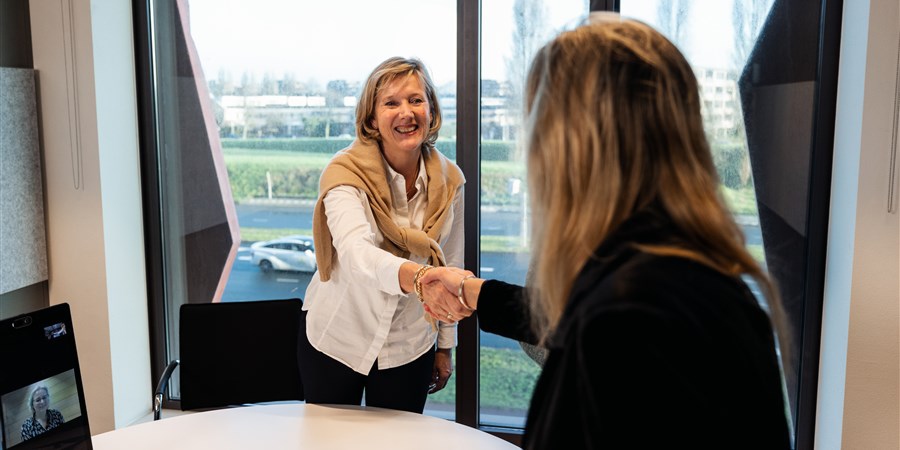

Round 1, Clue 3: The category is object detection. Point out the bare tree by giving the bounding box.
[730,0,774,187]
[655,0,691,49]
[504,0,550,143]
[731,0,774,70]
[261,71,279,95]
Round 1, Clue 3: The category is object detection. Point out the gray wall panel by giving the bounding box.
[0,67,49,294]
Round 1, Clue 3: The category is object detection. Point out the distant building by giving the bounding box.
[213,72,739,141]
[695,67,742,140]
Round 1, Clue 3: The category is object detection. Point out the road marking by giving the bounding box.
[237,256,251,261]
[481,267,494,273]
[276,278,300,283]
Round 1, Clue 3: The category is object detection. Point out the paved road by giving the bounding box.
[236,203,763,246]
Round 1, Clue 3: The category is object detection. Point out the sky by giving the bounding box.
[186,0,752,87]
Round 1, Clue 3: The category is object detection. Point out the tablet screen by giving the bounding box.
[0,305,91,449]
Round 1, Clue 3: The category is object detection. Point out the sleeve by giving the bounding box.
[21,419,33,441]
[476,280,538,344]
[436,185,464,349]
[324,185,410,295]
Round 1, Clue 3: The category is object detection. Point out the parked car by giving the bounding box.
[249,235,317,273]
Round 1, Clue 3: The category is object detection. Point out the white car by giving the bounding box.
[249,235,317,273]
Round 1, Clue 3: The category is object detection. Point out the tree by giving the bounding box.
[240,71,260,96]
[219,69,235,95]
[731,0,774,70]
[504,0,549,147]
[323,80,350,138]
[655,0,691,49]
[282,72,299,96]
[729,0,775,187]
[261,71,279,95]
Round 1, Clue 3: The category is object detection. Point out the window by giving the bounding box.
[138,0,458,418]
[620,1,841,447]
[137,0,841,446]
[478,0,589,428]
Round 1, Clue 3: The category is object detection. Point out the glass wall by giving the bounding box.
[143,0,458,417]
[620,2,841,445]
[138,0,840,445]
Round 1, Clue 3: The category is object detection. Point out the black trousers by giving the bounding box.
[297,311,435,413]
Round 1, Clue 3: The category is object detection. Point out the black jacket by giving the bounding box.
[477,210,791,449]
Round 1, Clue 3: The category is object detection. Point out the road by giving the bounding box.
[235,203,763,245]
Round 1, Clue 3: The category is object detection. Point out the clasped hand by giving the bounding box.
[420,267,475,323]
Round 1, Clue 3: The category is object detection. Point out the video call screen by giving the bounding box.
[1,370,84,448]
[0,306,92,450]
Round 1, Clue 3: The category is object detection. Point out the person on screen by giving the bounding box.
[416,14,792,449]
[21,386,64,441]
[298,56,464,413]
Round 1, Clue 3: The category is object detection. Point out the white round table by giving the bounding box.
[91,403,519,449]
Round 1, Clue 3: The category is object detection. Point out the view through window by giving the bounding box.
[477,0,589,428]
[145,0,826,440]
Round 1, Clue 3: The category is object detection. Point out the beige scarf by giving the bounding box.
[313,139,464,282]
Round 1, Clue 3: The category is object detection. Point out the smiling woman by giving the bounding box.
[297,56,465,415]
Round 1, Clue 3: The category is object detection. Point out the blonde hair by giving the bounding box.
[29,386,49,415]
[524,18,789,366]
[355,57,442,146]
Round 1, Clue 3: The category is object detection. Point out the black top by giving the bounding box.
[477,210,791,449]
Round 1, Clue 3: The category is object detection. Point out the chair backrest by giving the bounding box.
[179,299,304,411]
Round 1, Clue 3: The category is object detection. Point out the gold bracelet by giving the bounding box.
[457,275,476,311]
[413,264,433,302]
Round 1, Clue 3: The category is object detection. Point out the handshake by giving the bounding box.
[415,267,484,324]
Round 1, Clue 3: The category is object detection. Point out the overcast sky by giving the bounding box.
[187,0,748,87]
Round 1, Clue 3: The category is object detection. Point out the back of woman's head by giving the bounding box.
[525,16,788,362]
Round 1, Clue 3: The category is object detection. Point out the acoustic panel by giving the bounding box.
[0,67,48,294]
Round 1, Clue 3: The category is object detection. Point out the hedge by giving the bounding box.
[221,137,518,161]
[222,142,757,214]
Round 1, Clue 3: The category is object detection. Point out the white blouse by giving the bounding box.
[303,156,464,375]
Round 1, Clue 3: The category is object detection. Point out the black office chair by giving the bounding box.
[153,298,305,420]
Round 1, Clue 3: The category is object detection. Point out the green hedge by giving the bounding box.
[221,138,517,161]
[222,141,756,214]
[427,346,541,411]
[223,145,526,205]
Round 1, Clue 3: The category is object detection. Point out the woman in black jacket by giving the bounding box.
[417,14,792,449]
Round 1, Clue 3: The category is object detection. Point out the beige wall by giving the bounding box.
[816,0,900,448]
[29,0,151,433]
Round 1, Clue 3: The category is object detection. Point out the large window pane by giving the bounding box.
[151,0,457,417]
[620,1,823,442]
[478,0,589,428]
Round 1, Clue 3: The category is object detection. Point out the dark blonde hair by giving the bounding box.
[355,57,442,146]
[524,17,789,366]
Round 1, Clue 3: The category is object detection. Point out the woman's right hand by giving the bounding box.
[420,267,480,323]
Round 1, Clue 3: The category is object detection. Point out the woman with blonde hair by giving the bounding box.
[298,56,464,413]
[21,386,64,441]
[419,15,791,448]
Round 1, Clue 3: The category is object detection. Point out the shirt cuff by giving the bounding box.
[374,251,409,296]
[437,322,458,349]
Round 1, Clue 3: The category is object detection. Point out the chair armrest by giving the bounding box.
[153,360,180,421]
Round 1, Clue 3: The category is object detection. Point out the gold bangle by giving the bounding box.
[413,264,433,302]
[457,275,476,311]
